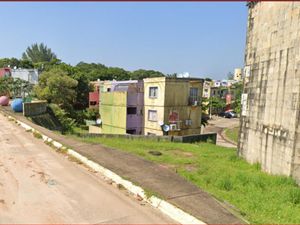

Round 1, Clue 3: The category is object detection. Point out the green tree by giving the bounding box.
[34,68,78,110]
[71,72,91,109]
[131,69,165,80]
[22,43,57,63]
[210,96,226,115]
[231,82,243,114]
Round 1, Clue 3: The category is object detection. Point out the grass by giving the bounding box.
[77,135,300,224]
[224,127,239,144]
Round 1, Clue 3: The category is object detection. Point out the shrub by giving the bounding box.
[49,104,75,134]
[217,176,233,191]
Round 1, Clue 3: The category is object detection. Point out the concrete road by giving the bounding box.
[203,116,239,148]
[0,113,175,224]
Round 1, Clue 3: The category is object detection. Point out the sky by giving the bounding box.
[0,2,248,80]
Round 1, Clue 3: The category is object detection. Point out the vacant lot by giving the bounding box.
[80,136,300,224]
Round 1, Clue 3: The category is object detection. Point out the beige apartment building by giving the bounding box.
[143,77,203,136]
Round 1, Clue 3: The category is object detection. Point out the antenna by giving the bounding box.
[162,124,170,132]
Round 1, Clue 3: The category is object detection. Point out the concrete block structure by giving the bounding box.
[100,80,144,135]
[143,77,203,136]
[238,2,300,183]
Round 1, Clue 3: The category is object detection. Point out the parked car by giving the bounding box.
[224,111,237,118]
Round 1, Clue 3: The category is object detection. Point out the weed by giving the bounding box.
[218,176,233,191]
[56,147,68,154]
[33,131,42,139]
[253,162,261,170]
[288,188,300,205]
[68,155,83,164]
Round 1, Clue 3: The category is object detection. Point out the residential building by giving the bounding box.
[0,68,11,78]
[99,80,144,135]
[239,2,300,183]
[233,68,242,81]
[11,68,39,84]
[143,77,203,136]
[202,80,211,98]
[89,80,101,108]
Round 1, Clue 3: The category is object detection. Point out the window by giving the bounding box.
[127,107,137,115]
[149,87,158,98]
[148,110,158,121]
[189,88,199,105]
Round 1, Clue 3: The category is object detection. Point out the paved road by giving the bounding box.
[203,117,239,148]
[0,113,175,224]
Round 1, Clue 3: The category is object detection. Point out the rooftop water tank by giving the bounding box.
[0,96,9,106]
[11,98,23,112]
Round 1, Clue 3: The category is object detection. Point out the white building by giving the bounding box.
[11,69,39,84]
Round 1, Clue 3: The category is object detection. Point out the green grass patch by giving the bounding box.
[77,136,300,224]
[224,127,239,143]
[32,131,43,139]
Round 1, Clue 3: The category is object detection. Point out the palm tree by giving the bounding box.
[22,43,57,63]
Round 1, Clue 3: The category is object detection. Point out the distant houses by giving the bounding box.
[0,67,39,84]
[100,80,144,135]
[90,77,204,136]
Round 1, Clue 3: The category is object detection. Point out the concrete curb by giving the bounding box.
[4,114,205,225]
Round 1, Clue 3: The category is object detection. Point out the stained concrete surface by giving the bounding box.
[0,113,175,224]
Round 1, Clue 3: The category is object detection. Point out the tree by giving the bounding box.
[231,83,243,114]
[227,72,234,80]
[0,77,33,98]
[22,43,57,63]
[71,72,91,109]
[210,96,226,115]
[131,69,165,80]
[34,68,78,110]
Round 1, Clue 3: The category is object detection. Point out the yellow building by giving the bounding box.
[234,68,242,81]
[143,77,203,136]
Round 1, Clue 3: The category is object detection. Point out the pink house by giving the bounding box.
[0,68,11,78]
[89,80,101,108]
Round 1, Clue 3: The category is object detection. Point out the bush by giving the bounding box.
[85,108,99,120]
[49,104,75,134]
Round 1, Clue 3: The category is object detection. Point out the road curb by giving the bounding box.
[3,113,205,225]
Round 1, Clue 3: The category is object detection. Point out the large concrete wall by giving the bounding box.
[238,2,300,183]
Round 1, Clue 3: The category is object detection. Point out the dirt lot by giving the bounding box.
[0,113,174,224]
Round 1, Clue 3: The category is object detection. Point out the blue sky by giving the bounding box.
[0,2,248,79]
